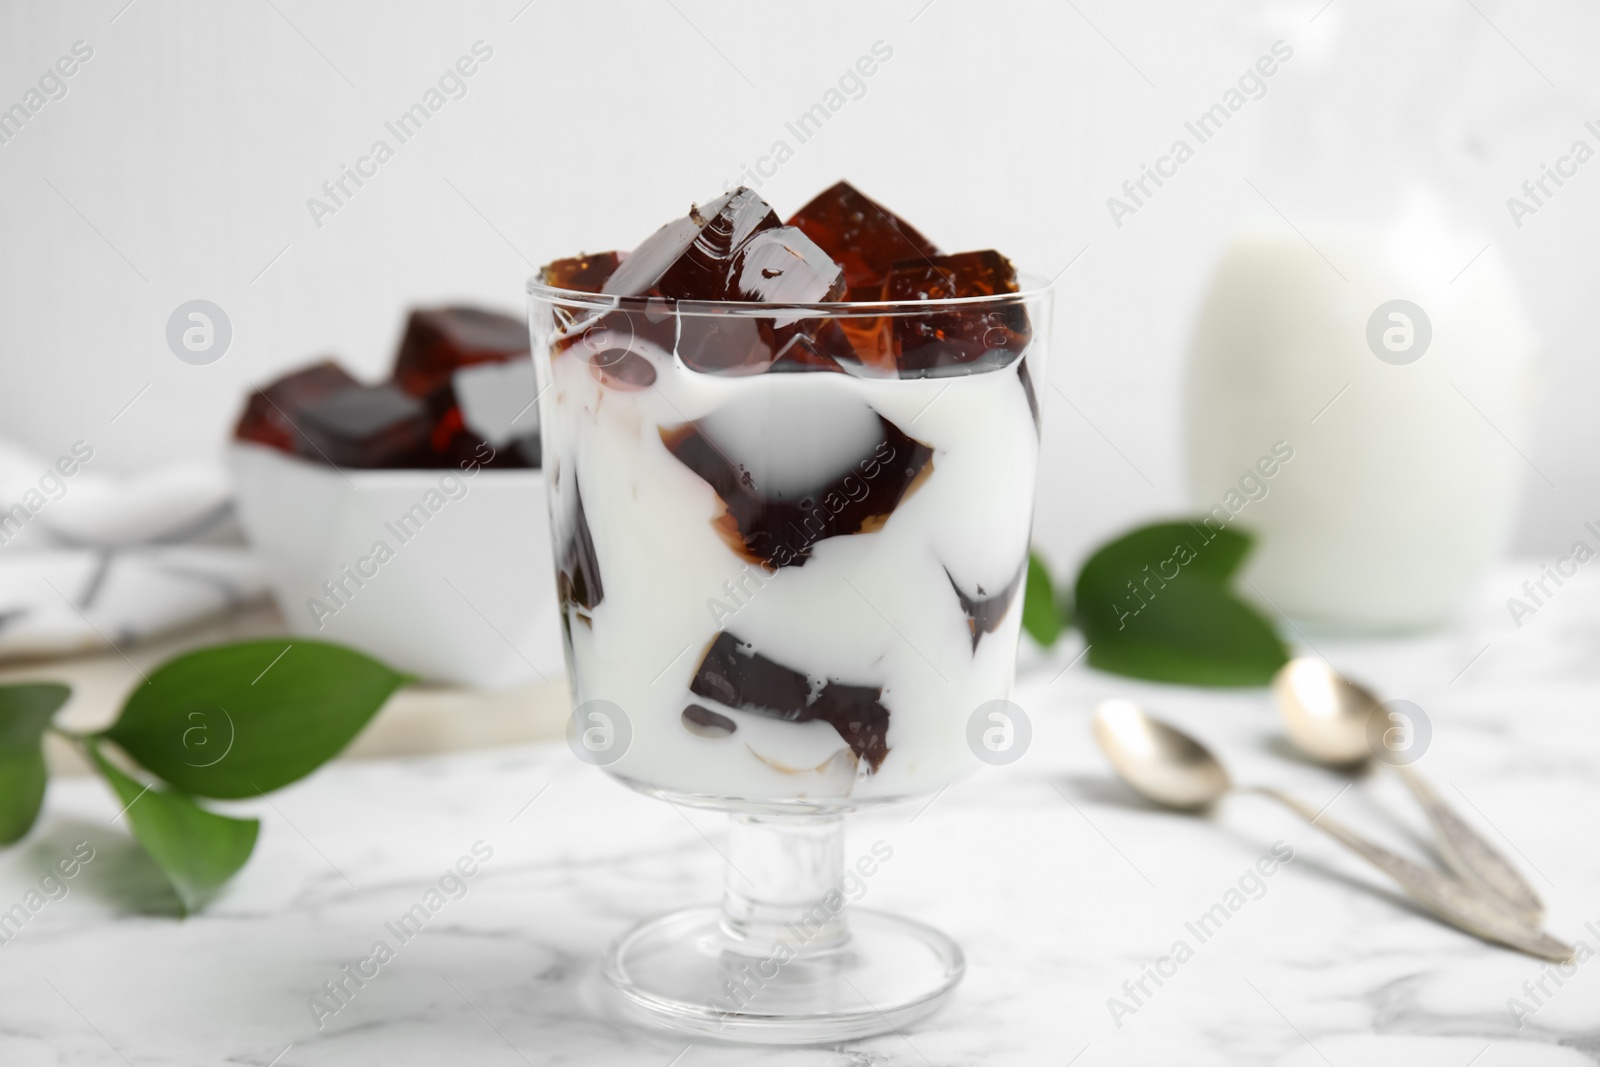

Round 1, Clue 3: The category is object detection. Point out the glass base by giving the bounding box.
[603,905,963,1045]
[599,809,963,1045]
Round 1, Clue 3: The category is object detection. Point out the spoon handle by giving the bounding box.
[1248,787,1573,961]
[1393,764,1545,924]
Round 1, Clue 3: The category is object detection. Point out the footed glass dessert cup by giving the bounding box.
[528,276,1051,1045]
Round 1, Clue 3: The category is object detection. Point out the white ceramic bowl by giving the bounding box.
[229,442,562,688]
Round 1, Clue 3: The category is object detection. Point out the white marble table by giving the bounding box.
[2,564,1597,1066]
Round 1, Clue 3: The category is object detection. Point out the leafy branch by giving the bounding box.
[1021,519,1289,687]
[0,641,406,914]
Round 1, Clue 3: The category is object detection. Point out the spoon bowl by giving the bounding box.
[1092,699,1231,810]
[1272,656,1547,924]
[1273,657,1381,766]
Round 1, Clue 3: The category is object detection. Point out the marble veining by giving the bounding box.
[1,565,1597,1065]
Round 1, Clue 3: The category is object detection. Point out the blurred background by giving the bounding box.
[0,0,1596,697]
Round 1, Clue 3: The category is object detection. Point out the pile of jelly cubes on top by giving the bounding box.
[235,307,540,469]
[539,180,1031,380]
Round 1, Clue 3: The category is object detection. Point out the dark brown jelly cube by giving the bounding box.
[690,633,810,719]
[393,307,533,467]
[660,414,933,569]
[421,407,539,470]
[1017,356,1041,436]
[728,227,845,304]
[945,558,1027,652]
[235,360,359,456]
[393,307,530,398]
[567,190,860,379]
[602,187,781,300]
[295,383,431,468]
[428,356,541,468]
[809,682,890,772]
[556,304,671,390]
[592,350,658,389]
[682,705,737,739]
[885,250,1031,377]
[826,316,897,377]
[540,251,625,294]
[767,322,853,373]
[787,181,939,297]
[555,479,604,614]
[688,632,892,770]
[677,226,846,375]
[672,314,766,376]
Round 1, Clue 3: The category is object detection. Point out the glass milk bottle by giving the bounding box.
[1183,3,1543,631]
[1185,208,1539,630]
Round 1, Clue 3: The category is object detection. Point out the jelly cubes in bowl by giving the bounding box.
[236,306,540,470]
[229,306,562,688]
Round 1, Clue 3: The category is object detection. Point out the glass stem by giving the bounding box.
[720,812,849,956]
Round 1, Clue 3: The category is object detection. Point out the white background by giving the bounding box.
[1,0,1595,576]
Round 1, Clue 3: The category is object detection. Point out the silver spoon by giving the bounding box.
[1272,657,1544,924]
[1091,699,1573,961]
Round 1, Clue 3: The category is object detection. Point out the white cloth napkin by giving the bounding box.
[0,439,265,661]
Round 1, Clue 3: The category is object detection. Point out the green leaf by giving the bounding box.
[1021,551,1065,647]
[1073,520,1289,687]
[88,740,258,915]
[1080,520,1251,586]
[0,684,70,844]
[102,640,406,799]
[1082,578,1290,686]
